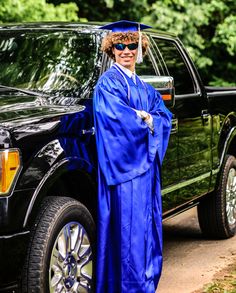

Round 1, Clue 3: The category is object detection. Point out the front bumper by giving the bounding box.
[0,230,30,290]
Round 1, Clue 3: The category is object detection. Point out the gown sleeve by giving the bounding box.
[93,73,172,186]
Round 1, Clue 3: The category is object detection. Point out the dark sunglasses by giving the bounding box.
[113,43,138,51]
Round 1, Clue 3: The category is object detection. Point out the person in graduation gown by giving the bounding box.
[93,20,172,293]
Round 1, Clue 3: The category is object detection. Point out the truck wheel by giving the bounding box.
[22,196,95,293]
[198,155,236,239]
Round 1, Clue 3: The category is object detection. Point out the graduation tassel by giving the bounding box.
[136,23,143,64]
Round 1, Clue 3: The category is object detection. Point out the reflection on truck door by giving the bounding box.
[136,49,178,212]
[152,37,212,210]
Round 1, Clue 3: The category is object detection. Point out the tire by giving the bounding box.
[198,155,236,239]
[22,196,95,293]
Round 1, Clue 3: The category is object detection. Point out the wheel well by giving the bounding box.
[28,170,97,229]
[50,170,96,209]
[227,136,236,158]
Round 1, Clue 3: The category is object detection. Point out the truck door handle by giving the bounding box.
[201,110,210,125]
[81,127,95,135]
[171,118,178,134]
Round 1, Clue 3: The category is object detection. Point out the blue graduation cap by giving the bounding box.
[99,20,151,33]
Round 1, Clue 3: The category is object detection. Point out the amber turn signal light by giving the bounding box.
[162,94,172,101]
[0,149,21,195]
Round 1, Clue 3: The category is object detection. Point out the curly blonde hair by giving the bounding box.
[101,31,149,60]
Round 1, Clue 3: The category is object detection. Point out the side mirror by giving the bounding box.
[140,76,175,108]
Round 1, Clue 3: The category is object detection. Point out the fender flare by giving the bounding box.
[219,126,236,168]
[23,156,95,228]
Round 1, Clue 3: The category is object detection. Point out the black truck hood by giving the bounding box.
[0,91,86,147]
[0,92,84,126]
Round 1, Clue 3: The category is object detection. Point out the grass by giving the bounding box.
[202,263,236,293]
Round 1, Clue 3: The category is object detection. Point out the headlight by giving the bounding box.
[0,149,21,195]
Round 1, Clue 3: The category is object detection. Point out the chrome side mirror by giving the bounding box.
[140,76,175,108]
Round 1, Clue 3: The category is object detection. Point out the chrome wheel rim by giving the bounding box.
[226,168,236,227]
[49,222,93,292]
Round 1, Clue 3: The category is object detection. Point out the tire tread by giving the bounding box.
[198,155,236,239]
[22,196,95,293]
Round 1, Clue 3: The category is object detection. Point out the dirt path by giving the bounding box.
[156,207,236,293]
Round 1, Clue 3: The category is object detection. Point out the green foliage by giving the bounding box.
[195,262,236,292]
[203,273,236,292]
[213,15,236,56]
[141,0,236,85]
[47,0,151,22]
[104,0,114,9]
[0,0,78,23]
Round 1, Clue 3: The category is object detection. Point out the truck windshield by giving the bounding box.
[0,30,102,99]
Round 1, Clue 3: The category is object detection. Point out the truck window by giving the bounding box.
[135,53,157,76]
[153,38,195,95]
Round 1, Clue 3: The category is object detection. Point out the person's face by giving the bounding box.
[112,41,138,72]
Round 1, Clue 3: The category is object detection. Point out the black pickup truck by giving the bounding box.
[0,22,236,292]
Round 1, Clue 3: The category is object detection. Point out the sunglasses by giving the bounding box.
[113,43,138,51]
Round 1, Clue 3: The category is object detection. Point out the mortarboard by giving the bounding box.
[99,20,151,64]
[99,20,151,33]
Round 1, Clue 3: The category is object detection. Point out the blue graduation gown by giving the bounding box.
[93,65,172,293]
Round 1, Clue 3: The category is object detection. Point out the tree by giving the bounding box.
[0,0,78,23]
[142,0,236,86]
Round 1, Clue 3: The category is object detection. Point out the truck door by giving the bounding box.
[136,46,178,212]
[151,36,212,210]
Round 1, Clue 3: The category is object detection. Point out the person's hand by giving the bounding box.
[140,110,151,122]
[132,109,154,132]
